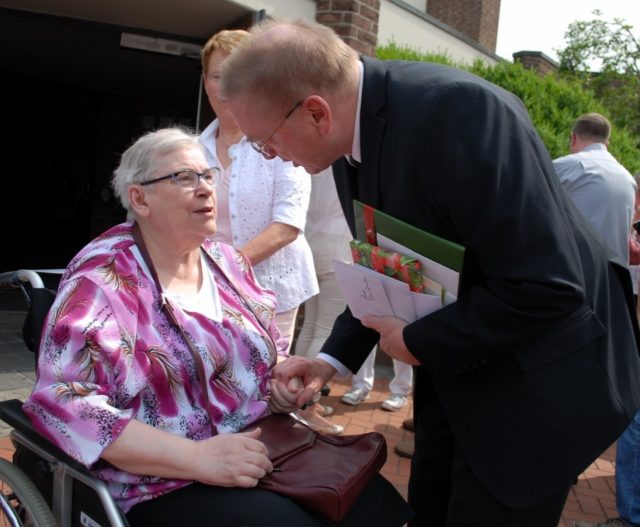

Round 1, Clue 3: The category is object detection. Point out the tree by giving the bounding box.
[557,10,639,76]
[556,11,640,149]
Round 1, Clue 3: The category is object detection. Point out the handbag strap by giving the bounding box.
[131,222,216,436]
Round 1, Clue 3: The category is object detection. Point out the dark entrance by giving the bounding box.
[1,8,205,270]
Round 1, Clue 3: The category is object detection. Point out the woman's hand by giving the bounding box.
[191,428,273,487]
[271,356,336,408]
[268,376,305,413]
[102,419,272,488]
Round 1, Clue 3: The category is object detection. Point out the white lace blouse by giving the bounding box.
[199,120,318,312]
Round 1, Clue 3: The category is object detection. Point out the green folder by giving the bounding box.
[354,200,465,297]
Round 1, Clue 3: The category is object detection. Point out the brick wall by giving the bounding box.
[316,0,381,57]
[513,51,559,76]
[426,0,501,52]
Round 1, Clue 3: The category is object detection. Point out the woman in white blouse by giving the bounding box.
[199,29,318,350]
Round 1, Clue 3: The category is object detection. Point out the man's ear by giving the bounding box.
[128,185,151,218]
[303,95,332,137]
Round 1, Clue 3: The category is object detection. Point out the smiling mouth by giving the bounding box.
[195,206,215,214]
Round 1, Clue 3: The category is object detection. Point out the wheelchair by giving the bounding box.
[0,270,128,527]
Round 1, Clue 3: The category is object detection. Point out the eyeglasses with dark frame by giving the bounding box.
[140,167,221,191]
[250,99,304,160]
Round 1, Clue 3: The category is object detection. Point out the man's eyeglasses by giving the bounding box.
[140,167,221,190]
[250,100,303,160]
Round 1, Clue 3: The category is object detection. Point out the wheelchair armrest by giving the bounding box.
[0,398,89,471]
[1,399,131,527]
[0,398,34,431]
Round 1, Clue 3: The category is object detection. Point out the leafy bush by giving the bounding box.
[376,42,640,173]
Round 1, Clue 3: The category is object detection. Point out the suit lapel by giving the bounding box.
[358,56,387,209]
[332,157,360,234]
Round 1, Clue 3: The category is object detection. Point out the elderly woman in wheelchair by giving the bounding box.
[20,127,409,527]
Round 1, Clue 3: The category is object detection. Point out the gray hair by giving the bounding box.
[220,18,358,113]
[111,127,203,212]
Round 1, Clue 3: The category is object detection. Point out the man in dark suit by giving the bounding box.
[221,19,640,527]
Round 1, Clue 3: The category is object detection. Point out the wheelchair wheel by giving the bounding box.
[0,459,55,527]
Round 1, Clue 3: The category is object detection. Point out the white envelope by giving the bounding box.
[332,260,394,320]
[353,264,417,322]
[412,290,446,318]
[333,259,447,322]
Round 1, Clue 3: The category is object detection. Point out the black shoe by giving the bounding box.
[394,440,414,458]
[402,418,414,432]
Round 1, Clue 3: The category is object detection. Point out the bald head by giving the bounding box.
[220,19,359,114]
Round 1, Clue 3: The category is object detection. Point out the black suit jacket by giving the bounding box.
[325,56,640,509]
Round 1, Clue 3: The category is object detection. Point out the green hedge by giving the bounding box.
[376,43,640,174]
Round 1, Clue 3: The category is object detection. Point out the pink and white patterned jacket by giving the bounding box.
[24,223,288,512]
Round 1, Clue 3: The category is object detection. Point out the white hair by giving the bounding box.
[111,127,203,212]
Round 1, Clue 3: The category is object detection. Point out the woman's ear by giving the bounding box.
[128,185,151,218]
[303,95,332,137]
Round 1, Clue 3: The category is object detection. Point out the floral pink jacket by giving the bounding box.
[24,223,287,512]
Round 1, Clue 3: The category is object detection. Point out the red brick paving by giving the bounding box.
[325,377,618,527]
[0,435,14,462]
[0,377,619,526]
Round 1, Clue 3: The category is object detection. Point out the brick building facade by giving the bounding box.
[316,0,381,56]
[315,0,501,57]
[425,0,500,51]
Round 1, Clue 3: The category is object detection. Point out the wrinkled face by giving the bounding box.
[203,49,230,118]
[227,95,335,175]
[139,146,217,245]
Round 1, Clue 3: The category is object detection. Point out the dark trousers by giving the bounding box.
[408,373,570,527]
[127,474,413,527]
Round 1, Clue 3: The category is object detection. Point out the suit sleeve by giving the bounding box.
[321,304,380,373]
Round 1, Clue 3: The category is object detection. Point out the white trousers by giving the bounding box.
[295,272,351,359]
[351,347,413,395]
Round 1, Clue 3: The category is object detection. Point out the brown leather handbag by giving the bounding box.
[244,413,387,524]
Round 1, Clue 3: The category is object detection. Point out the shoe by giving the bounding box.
[341,387,370,406]
[381,394,408,411]
[394,439,414,458]
[293,411,344,435]
[402,418,414,432]
[340,387,370,406]
[574,519,636,527]
[318,404,334,417]
[320,384,331,396]
[308,422,344,435]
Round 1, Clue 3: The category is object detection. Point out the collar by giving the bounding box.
[581,142,607,153]
[199,118,248,154]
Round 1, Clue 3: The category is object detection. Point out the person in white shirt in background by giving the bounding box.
[294,167,413,422]
[553,112,636,267]
[198,29,318,352]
